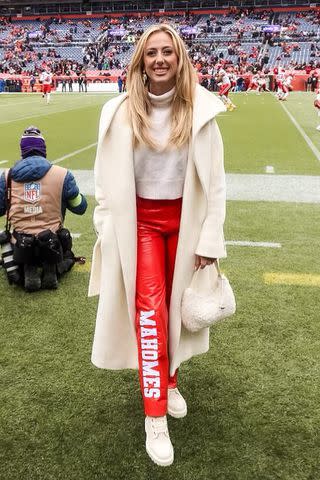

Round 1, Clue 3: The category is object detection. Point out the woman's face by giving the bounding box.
[143,31,178,95]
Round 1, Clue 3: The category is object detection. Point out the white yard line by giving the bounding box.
[2,111,68,125]
[0,100,43,108]
[265,165,274,174]
[0,160,8,165]
[226,240,281,248]
[279,101,320,163]
[0,103,102,125]
[52,143,97,164]
[69,236,281,247]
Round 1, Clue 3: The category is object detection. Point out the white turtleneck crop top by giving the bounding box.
[133,87,188,200]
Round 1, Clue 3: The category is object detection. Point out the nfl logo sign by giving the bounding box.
[24,182,41,203]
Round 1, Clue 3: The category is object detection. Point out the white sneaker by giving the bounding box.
[145,415,174,467]
[167,388,187,418]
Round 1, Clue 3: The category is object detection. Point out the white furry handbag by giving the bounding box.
[181,260,236,333]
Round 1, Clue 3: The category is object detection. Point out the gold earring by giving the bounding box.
[142,70,147,84]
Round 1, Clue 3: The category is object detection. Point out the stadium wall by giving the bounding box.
[5,5,320,22]
[0,73,314,93]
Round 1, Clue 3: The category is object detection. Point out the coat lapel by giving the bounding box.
[192,85,226,194]
[98,93,129,142]
[192,84,226,139]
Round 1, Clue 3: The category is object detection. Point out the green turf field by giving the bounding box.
[1,91,320,173]
[1,91,320,480]
[222,92,320,174]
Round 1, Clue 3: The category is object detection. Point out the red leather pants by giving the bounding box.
[135,196,182,417]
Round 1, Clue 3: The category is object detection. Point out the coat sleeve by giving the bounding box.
[195,119,227,259]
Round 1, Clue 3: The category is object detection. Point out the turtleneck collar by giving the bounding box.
[148,87,175,107]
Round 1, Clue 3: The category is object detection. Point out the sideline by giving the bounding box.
[227,173,320,203]
[0,169,319,202]
[49,170,320,202]
[279,100,320,163]
[52,143,97,164]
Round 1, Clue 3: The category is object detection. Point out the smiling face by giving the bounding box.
[143,31,178,95]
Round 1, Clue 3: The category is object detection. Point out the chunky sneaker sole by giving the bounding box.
[167,388,187,418]
[146,443,174,467]
[167,404,187,418]
[145,416,174,467]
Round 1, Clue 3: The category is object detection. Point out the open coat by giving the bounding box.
[89,84,227,376]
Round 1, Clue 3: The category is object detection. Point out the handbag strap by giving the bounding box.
[214,260,225,308]
[191,259,226,307]
[191,259,223,284]
[213,259,222,278]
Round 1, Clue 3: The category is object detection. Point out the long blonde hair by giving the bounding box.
[126,24,197,150]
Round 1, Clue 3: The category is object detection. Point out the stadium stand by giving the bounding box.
[0,5,320,89]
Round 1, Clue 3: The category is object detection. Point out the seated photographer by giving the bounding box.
[0,126,87,292]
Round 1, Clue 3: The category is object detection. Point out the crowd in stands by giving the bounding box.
[276,10,320,40]
[0,16,97,45]
[1,8,320,79]
[83,42,131,71]
[0,41,85,75]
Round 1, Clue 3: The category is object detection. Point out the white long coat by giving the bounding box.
[89,84,227,376]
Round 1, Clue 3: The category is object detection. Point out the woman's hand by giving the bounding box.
[194,255,216,271]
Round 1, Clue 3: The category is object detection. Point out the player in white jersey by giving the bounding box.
[257,72,270,93]
[39,69,53,104]
[275,69,286,100]
[246,73,260,94]
[280,74,293,101]
[216,68,236,111]
[229,72,237,92]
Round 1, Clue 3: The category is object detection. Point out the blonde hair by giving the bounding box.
[126,24,197,150]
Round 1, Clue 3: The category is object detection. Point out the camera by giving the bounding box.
[0,230,20,284]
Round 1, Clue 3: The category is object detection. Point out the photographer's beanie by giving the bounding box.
[20,126,47,159]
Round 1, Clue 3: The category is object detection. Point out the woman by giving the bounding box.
[89,24,227,466]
